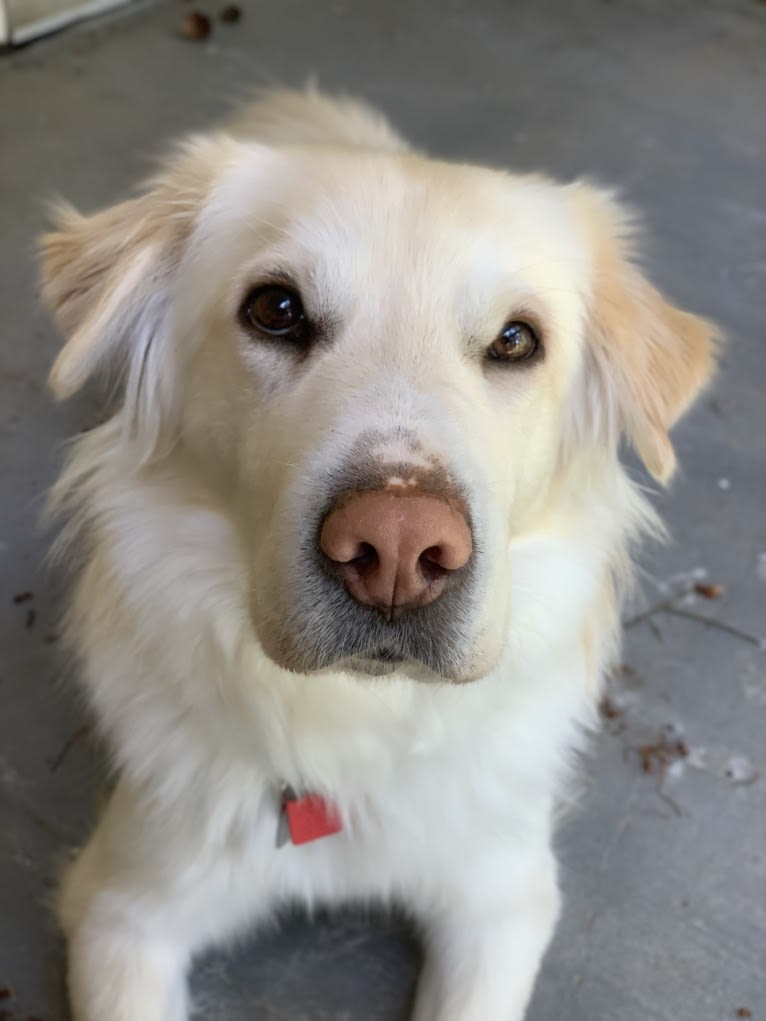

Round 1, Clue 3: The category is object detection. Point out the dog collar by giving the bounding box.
[276,784,342,847]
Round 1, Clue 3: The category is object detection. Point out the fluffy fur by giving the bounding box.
[41,89,717,1021]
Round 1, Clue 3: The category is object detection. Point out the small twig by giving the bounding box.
[624,590,762,648]
[47,724,90,773]
[627,735,688,817]
[656,772,683,817]
[648,618,664,643]
[662,606,762,647]
[21,804,71,841]
[624,596,679,629]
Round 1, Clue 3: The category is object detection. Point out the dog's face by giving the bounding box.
[41,137,716,683]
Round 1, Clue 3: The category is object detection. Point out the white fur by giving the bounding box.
[41,90,716,1020]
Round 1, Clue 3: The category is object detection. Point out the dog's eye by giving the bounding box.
[239,285,309,343]
[487,321,540,363]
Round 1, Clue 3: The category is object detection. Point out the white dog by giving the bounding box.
[41,90,717,1021]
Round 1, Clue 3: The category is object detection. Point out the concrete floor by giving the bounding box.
[1,1,765,1018]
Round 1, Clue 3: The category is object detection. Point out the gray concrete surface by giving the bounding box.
[1,1,765,1018]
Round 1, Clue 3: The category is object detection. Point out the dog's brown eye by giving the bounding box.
[240,285,308,343]
[487,321,540,363]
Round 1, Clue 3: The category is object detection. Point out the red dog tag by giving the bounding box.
[284,793,342,845]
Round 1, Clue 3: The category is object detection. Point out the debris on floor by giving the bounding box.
[599,695,623,719]
[180,11,212,39]
[693,581,725,599]
[220,4,242,21]
[636,730,689,776]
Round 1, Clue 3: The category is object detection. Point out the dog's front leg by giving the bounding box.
[60,819,191,1021]
[412,852,560,1021]
[58,779,266,1021]
[67,924,188,1021]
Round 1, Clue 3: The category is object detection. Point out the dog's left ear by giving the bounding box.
[570,184,719,482]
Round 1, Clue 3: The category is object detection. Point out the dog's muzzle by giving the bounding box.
[267,436,483,682]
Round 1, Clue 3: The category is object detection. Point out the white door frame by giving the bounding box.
[0,0,132,46]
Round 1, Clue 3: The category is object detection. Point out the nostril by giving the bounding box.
[421,545,445,566]
[347,542,378,573]
[419,546,449,582]
[420,540,470,573]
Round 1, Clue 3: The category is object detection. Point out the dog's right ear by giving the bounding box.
[40,135,235,403]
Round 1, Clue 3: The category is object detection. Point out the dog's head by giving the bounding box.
[41,93,717,683]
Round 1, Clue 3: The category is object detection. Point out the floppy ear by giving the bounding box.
[42,194,175,400]
[571,184,719,482]
[40,136,235,452]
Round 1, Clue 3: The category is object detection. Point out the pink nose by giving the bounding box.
[320,491,472,618]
